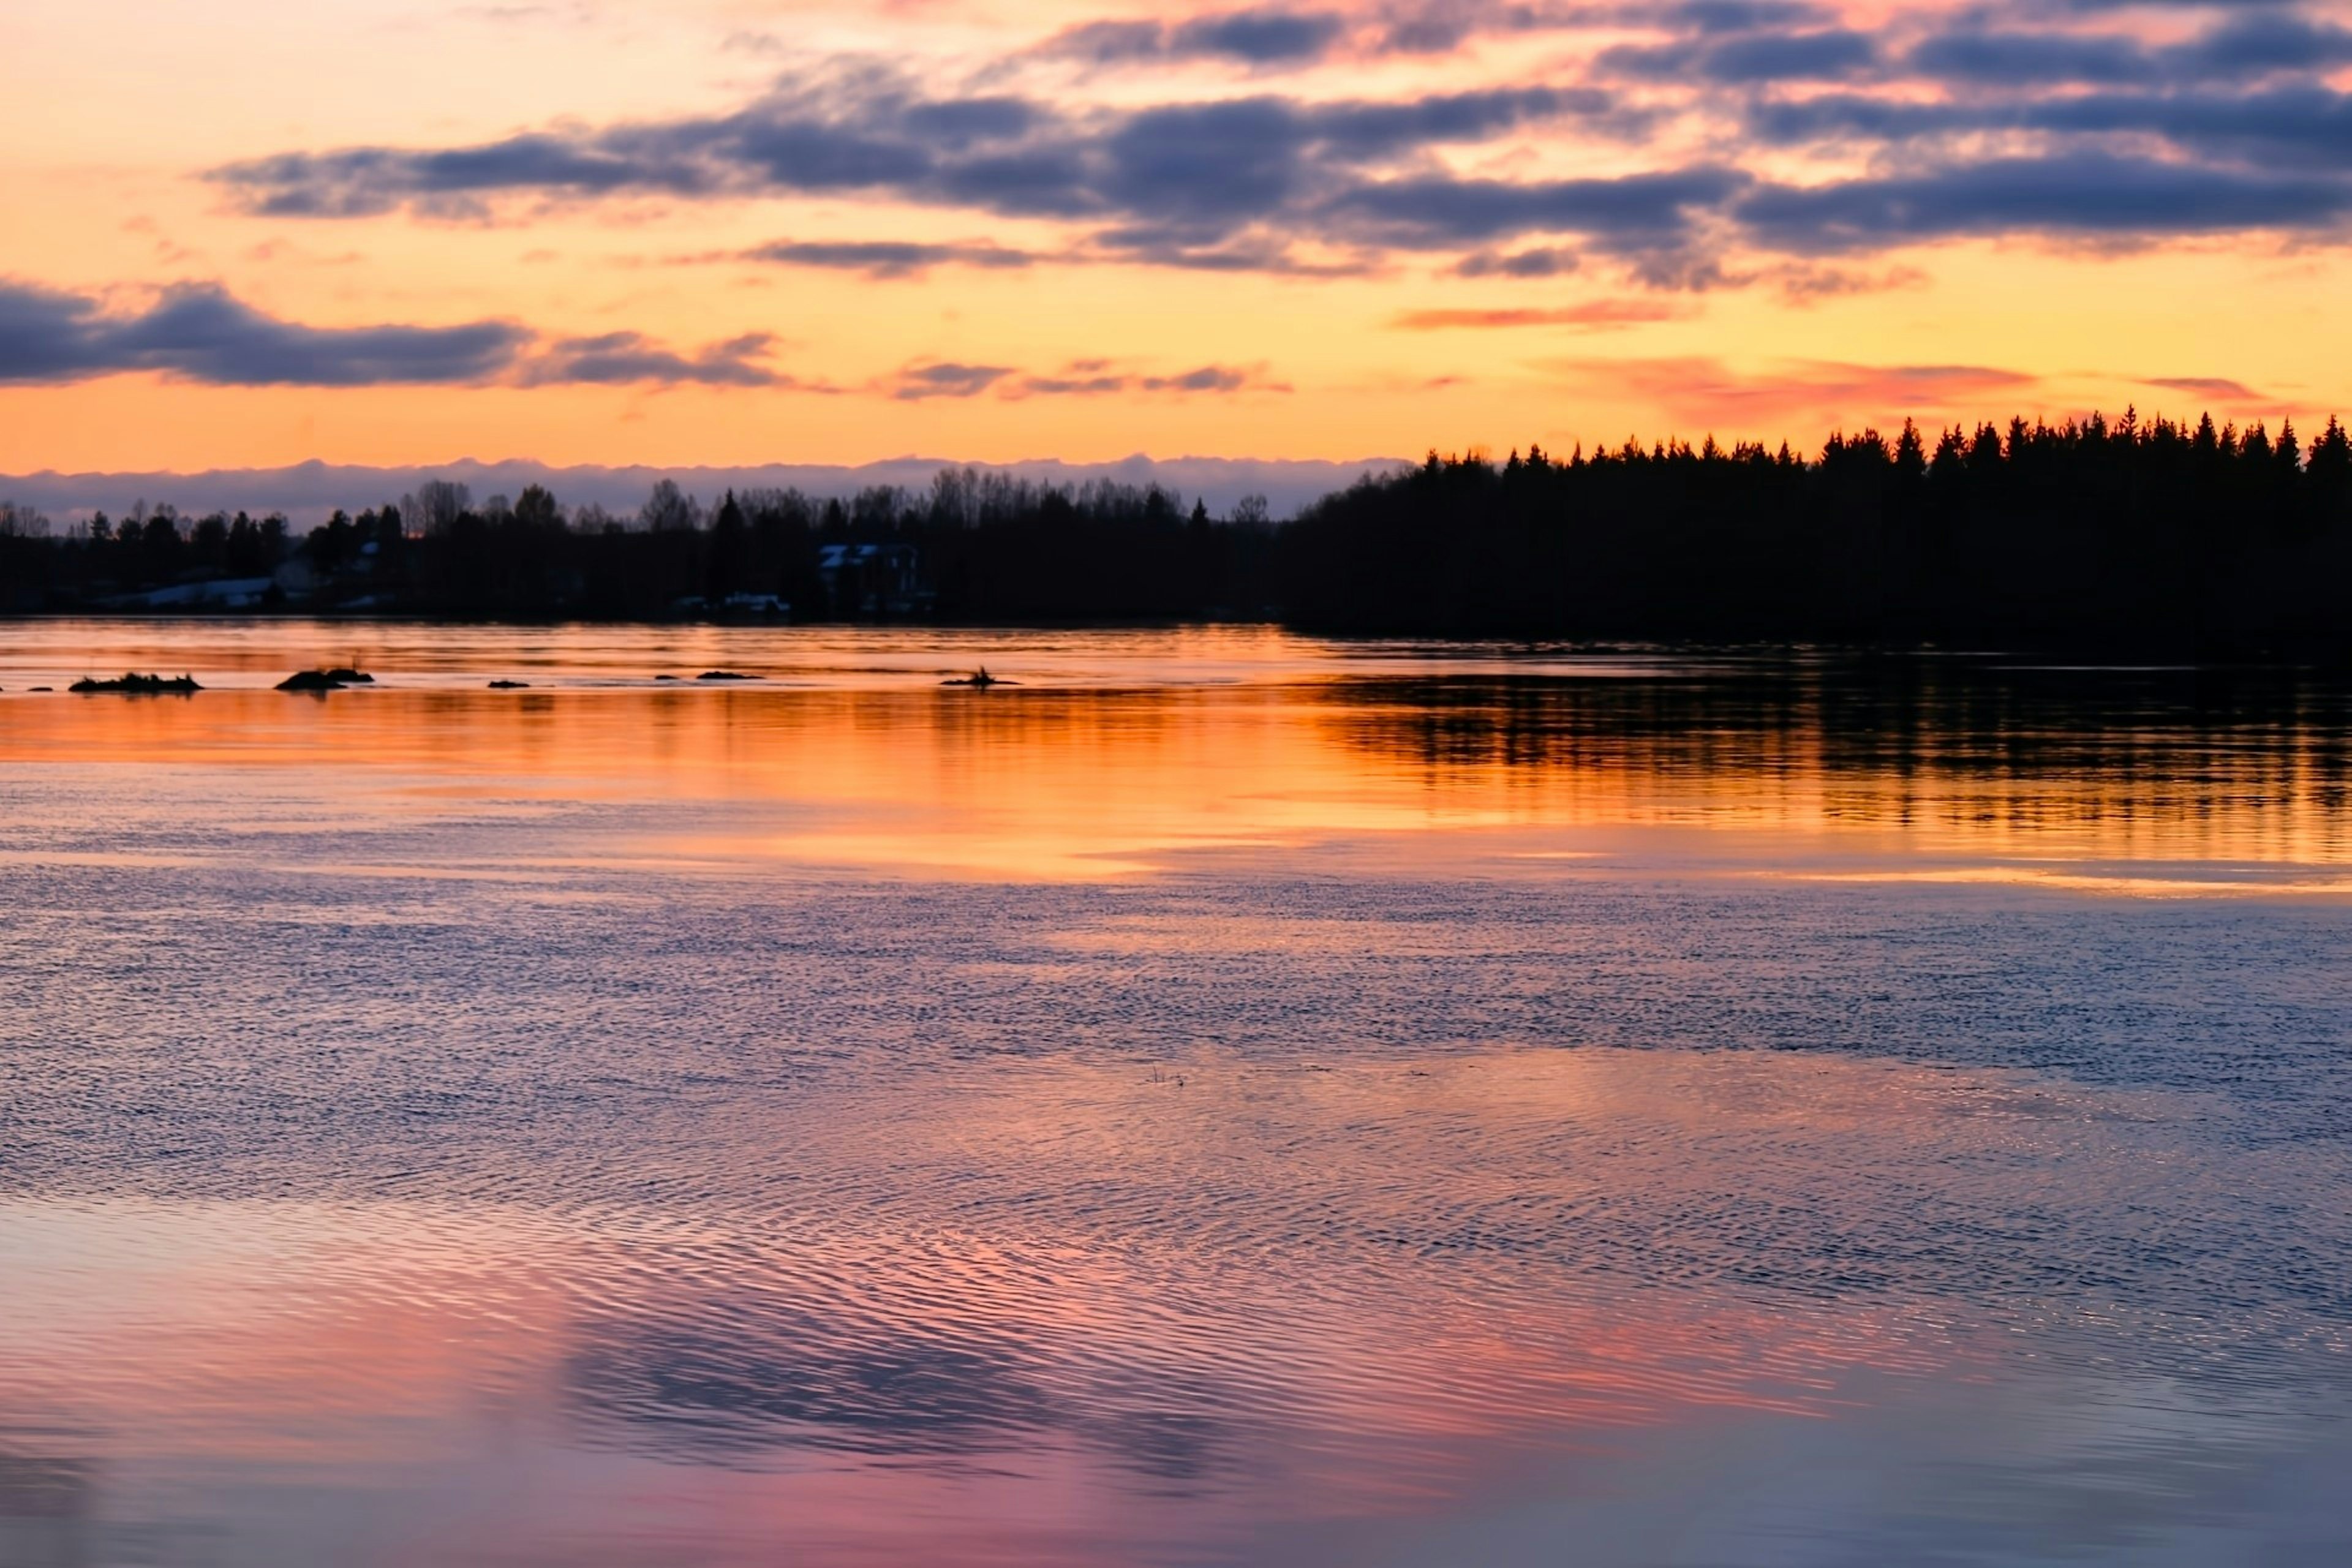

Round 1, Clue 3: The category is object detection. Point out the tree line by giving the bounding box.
[1281,411,2352,655]
[4,410,2348,655]
[0,470,1279,622]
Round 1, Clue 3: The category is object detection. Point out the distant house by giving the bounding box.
[673,592,790,620]
[816,542,924,616]
[102,576,279,610]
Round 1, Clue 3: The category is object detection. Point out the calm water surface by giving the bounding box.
[1,622,2348,1566]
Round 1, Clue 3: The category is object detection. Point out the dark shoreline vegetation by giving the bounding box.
[4,410,2348,657]
[67,673,202,694]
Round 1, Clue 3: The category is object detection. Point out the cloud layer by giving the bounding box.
[202,2,2352,284]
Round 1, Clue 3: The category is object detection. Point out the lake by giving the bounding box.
[2,622,2348,1566]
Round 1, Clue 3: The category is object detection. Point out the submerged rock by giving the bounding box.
[488,679,530,689]
[696,669,755,681]
[71,673,201,694]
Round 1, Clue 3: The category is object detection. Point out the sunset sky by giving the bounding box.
[5,0,2350,473]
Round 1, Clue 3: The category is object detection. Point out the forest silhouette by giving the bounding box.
[3,410,2347,655]
[1283,411,2352,652]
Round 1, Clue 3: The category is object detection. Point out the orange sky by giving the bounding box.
[3,0,2348,471]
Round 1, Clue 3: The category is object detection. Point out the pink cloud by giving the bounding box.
[1390,299,1691,330]
[1542,356,2040,435]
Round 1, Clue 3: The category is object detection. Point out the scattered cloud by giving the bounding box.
[738,239,1036,277]
[892,361,1015,399]
[1013,362,1288,396]
[890,357,1287,399]
[526,330,793,387]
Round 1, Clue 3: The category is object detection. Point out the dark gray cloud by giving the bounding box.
[1046,9,1350,66]
[2187,12,2352,74]
[893,358,1283,399]
[528,331,787,387]
[2016,84,2352,168]
[1178,9,1350,61]
[1311,87,1611,154]
[198,9,2352,282]
[1747,93,1994,146]
[1600,28,1880,83]
[739,239,1036,277]
[1017,369,1129,394]
[1369,0,1833,55]
[1903,13,2352,89]
[1098,98,1317,232]
[1736,153,2352,252]
[217,132,728,219]
[892,361,1014,399]
[1658,1,1834,31]
[1906,29,2158,86]
[1012,362,1279,395]
[209,76,1625,263]
[1749,85,2352,172]
[0,278,815,390]
[1325,167,1747,248]
[1148,364,1256,391]
[0,279,525,385]
[1454,246,1581,277]
[1079,229,1375,273]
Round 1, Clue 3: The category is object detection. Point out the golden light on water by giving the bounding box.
[3,625,2344,887]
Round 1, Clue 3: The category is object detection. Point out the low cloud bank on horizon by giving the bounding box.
[0,456,1406,527]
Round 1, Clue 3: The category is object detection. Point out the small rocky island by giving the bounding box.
[71,673,202,693]
[276,667,374,692]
